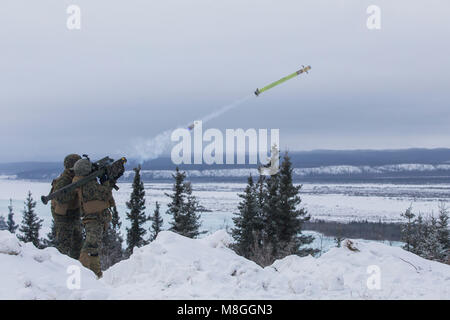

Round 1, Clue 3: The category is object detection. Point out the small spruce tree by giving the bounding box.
[278,152,315,257]
[149,201,164,241]
[126,166,148,255]
[0,215,7,230]
[42,220,57,248]
[166,167,202,238]
[232,175,261,258]
[7,199,18,233]
[17,191,43,248]
[401,206,415,252]
[101,206,124,270]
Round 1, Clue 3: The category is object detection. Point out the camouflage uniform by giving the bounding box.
[73,161,114,278]
[50,154,82,259]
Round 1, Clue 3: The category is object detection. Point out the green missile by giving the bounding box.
[254,65,311,96]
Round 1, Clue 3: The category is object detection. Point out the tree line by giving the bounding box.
[2,150,449,270]
[400,204,449,264]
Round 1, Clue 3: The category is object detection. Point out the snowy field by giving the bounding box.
[1,230,449,299]
[1,178,449,237]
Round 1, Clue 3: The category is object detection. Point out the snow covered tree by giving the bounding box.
[149,201,163,242]
[277,152,315,257]
[126,165,148,255]
[7,199,18,233]
[42,220,57,248]
[437,204,449,252]
[101,206,124,270]
[166,167,202,238]
[236,152,315,266]
[17,191,43,248]
[181,182,202,238]
[0,215,7,230]
[261,171,280,255]
[400,205,449,264]
[232,175,262,258]
[401,206,416,252]
[422,216,444,261]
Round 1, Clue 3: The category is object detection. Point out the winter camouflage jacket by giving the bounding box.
[51,169,79,215]
[72,177,115,215]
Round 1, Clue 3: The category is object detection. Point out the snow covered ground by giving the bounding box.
[1,230,449,300]
[1,179,449,237]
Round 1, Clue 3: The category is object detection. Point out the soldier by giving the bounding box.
[50,154,83,259]
[72,158,114,278]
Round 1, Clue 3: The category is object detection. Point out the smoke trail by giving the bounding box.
[131,94,254,163]
[200,94,253,124]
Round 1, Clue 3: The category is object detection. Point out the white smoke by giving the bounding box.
[131,94,254,163]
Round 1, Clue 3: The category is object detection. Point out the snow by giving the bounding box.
[0,231,108,300]
[1,230,449,300]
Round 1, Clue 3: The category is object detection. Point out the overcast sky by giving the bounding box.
[1,0,449,162]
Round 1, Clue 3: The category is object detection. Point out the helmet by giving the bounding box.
[73,159,92,176]
[64,154,81,170]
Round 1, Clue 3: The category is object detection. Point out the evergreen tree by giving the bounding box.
[261,171,280,255]
[7,199,18,233]
[126,166,148,255]
[17,191,43,248]
[422,216,444,261]
[166,167,202,238]
[412,214,425,255]
[149,201,164,241]
[401,206,415,252]
[277,152,315,256]
[0,215,7,230]
[232,175,261,257]
[437,204,449,251]
[101,206,124,270]
[42,220,57,248]
[181,182,202,238]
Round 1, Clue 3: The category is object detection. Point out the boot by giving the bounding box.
[79,251,103,279]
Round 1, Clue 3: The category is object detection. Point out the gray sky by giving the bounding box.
[1,0,449,162]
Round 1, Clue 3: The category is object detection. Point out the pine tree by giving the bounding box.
[422,216,444,261]
[166,167,202,238]
[232,175,261,257]
[166,167,186,233]
[277,152,315,257]
[261,171,280,256]
[401,206,415,252]
[126,166,148,255]
[101,206,124,270]
[42,220,57,248]
[17,191,43,248]
[7,199,18,233]
[149,201,163,242]
[437,203,449,252]
[412,214,425,255]
[0,215,7,230]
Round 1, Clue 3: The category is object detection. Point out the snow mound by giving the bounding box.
[103,230,450,299]
[0,231,108,300]
[1,230,449,299]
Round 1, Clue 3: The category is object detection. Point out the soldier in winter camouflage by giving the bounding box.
[72,158,114,278]
[50,154,83,259]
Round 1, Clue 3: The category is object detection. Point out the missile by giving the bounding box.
[187,120,200,131]
[254,65,311,96]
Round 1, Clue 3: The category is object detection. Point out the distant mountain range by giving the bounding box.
[2,148,450,183]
